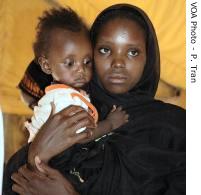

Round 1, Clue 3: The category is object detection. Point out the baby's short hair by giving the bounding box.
[33,7,88,59]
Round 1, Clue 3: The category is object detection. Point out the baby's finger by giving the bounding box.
[125,114,129,119]
[122,110,126,115]
[117,106,123,111]
[111,105,117,112]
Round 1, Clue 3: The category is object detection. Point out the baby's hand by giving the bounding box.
[106,105,129,130]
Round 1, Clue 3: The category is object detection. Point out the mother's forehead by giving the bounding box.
[90,5,151,42]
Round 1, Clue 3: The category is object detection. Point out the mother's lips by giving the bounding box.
[107,74,127,84]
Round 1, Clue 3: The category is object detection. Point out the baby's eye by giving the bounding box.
[128,49,139,57]
[63,59,74,67]
[99,47,111,55]
[83,58,92,66]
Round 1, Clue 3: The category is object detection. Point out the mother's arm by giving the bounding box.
[28,105,95,170]
[3,105,94,194]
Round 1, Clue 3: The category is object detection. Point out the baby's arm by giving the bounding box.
[79,106,128,143]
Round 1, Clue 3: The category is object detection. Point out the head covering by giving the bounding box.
[18,60,53,100]
[91,4,160,96]
[89,4,160,119]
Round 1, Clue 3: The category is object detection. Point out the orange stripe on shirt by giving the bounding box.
[71,93,98,123]
[45,84,71,93]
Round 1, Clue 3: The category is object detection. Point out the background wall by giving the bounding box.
[0,0,186,161]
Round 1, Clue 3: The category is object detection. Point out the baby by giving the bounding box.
[25,7,128,143]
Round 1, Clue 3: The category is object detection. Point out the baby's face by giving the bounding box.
[47,28,92,88]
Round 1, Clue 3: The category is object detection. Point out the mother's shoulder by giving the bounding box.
[153,99,186,113]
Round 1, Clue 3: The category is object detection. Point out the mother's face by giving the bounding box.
[94,18,146,94]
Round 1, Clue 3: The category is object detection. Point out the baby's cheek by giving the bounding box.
[86,69,93,81]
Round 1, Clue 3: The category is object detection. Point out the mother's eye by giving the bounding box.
[99,47,111,55]
[128,49,139,57]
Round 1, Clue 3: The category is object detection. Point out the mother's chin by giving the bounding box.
[101,75,137,94]
[102,82,131,94]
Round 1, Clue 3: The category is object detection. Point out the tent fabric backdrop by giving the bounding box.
[0,0,185,115]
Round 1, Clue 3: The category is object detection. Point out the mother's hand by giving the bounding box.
[11,164,79,195]
[28,105,95,168]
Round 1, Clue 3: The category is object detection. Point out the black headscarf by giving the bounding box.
[4,4,185,195]
[89,4,160,120]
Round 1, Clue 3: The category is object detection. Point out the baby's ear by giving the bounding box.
[38,56,52,74]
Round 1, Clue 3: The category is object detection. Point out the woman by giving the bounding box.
[4,4,185,195]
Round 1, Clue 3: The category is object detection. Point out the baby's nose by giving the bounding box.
[77,65,84,73]
[74,62,85,73]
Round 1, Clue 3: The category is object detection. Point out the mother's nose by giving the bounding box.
[111,58,125,68]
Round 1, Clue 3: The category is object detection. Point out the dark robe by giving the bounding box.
[3,4,185,195]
